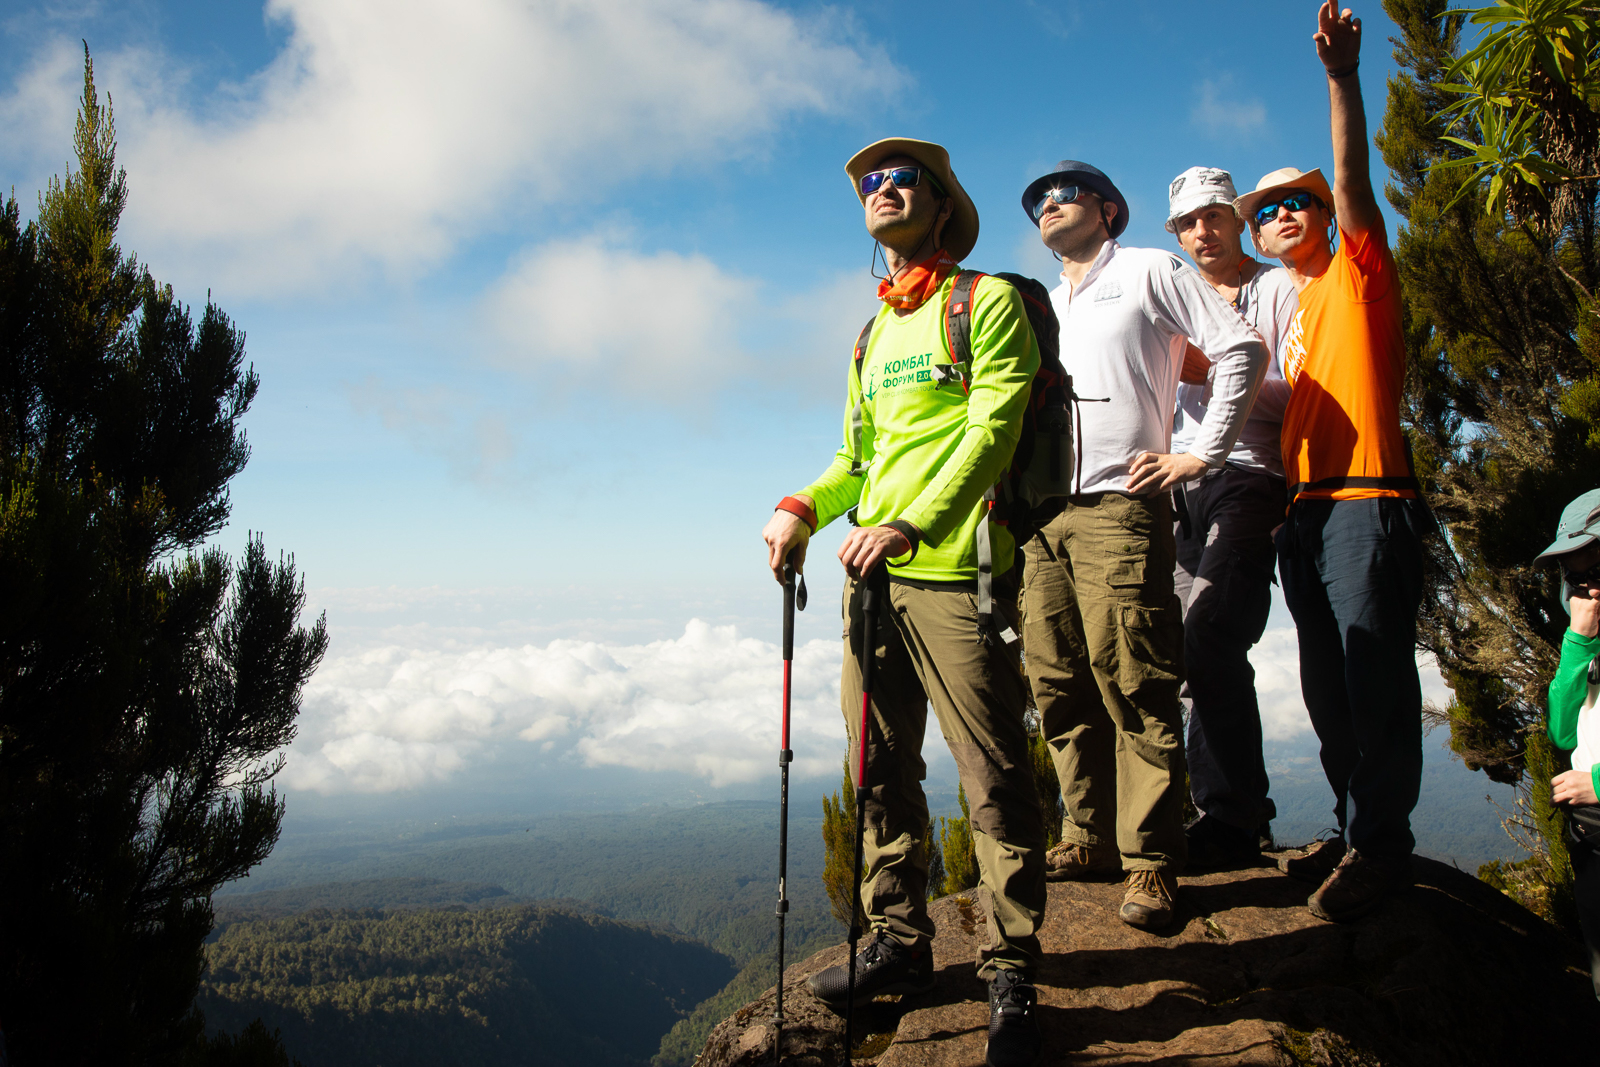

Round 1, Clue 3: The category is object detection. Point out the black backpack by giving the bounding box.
[848,270,1074,644]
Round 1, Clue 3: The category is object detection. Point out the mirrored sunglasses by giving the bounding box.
[860,166,945,198]
[1031,185,1083,221]
[1254,191,1321,227]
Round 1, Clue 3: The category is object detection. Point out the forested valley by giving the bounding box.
[200,803,843,1067]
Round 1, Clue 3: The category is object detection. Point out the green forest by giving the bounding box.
[205,803,845,1065]
[199,903,735,1067]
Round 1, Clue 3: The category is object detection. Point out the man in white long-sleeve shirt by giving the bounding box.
[1165,166,1299,869]
[1017,160,1268,929]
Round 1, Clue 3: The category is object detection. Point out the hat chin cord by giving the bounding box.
[870,201,950,283]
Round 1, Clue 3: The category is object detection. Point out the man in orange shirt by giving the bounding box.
[1234,1,1429,922]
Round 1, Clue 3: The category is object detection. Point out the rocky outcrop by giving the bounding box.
[697,854,1597,1066]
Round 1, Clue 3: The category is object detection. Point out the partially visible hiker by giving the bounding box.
[1540,488,1600,999]
[761,137,1047,1067]
[1238,1,1431,921]
[1165,166,1299,868]
[1018,158,1268,930]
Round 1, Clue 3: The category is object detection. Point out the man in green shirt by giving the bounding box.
[761,137,1046,1067]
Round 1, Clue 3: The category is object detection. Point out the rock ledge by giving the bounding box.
[697,854,1595,1066]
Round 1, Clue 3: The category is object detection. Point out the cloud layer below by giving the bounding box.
[288,619,847,793]
[283,614,1431,796]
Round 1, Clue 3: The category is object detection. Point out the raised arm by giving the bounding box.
[1315,2,1380,236]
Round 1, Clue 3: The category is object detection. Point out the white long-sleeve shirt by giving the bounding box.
[1053,241,1268,495]
[1170,262,1299,478]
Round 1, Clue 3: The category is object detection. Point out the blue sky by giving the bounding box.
[1,1,1476,807]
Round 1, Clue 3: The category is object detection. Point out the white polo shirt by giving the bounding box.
[1170,262,1299,478]
[1053,241,1268,496]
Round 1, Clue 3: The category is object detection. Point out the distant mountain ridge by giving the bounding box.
[211,876,610,922]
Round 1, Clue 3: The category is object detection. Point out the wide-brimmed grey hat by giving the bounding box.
[1536,487,1600,613]
[1020,160,1129,238]
[846,137,979,262]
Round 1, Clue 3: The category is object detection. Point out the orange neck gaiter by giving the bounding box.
[877,248,958,311]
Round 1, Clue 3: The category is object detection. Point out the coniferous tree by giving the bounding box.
[0,51,326,1064]
[936,786,978,897]
[1377,0,1600,920]
[821,763,865,931]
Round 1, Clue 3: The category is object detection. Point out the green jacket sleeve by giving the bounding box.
[896,278,1039,547]
[1548,627,1600,796]
[797,323,874,529]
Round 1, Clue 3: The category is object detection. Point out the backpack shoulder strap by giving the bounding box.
[848,313,877,476]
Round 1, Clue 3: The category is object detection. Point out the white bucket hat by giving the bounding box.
[1165,167,1239,232]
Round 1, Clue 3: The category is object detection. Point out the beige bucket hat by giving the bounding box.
[1234,167,1336,224]
[846,137,980,262]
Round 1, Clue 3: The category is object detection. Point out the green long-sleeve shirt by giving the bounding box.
[798,273,1040,583]
[1548,627,1600,799]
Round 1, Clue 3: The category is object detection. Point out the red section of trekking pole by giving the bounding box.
[774,554,804,1065]
[844,566,883,1062]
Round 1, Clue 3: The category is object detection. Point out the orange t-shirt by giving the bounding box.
[1278,220,1414,502]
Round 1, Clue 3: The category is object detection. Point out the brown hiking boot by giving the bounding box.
[1307,849,1411,923]
[1278,834,1347,885]
[1118,869,1176,929]
[1044,841,1119,882]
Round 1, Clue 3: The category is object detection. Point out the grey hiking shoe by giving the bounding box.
[985,969,1042,1067]
[1044,841,1119,882]
[1118,868,1177,929]
[1279,833,1347,885]
[805,932,934,1008]
[1308,849,1412,922]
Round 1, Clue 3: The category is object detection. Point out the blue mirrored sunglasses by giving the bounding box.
[860,166,946,198]
[1254,191,1321,227]
[1031,185,1082,221]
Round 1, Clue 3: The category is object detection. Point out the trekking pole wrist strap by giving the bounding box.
[775,496,819,533]
[882,520,921,562]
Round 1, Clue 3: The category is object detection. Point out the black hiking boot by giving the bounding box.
[805,932,934,1008]
[1184,814,1261,870]
[1307,849,1412,922]
[985,969,1043,1067]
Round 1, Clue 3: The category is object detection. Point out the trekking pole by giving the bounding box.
[774,552,806,1065]
[844,565,885,1062]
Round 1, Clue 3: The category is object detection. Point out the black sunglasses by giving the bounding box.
[1031,185,1083,221]
[859,166,947,198]
[1253,191,1322,227]
[1566,561,1600,587]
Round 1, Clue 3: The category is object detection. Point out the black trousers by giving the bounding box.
[1277,497,1426,857]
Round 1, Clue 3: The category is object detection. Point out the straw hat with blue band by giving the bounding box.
[1234,167,1336,225]
[1020,160,1129,239]
[846,138,980,264]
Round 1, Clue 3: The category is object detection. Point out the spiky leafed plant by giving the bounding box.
[1378,0,1600,923]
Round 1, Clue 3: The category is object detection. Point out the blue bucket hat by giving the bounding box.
[1021,160,1129,238]
[1535,487,1600,613]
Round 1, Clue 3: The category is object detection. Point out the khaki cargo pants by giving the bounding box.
[1020,492,1188,871]
[841,571,1046,978]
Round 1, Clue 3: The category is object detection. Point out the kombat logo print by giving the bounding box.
[869,351,937,396]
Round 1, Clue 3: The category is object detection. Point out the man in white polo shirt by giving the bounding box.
[1165,166,1299,868]
[1018,160,1269,929]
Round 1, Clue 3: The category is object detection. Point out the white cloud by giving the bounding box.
[285,619,846,793]
[480,238,877,397]
[2,0,901,295]
[483,235,760,393]
[1190,76,1267,137]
